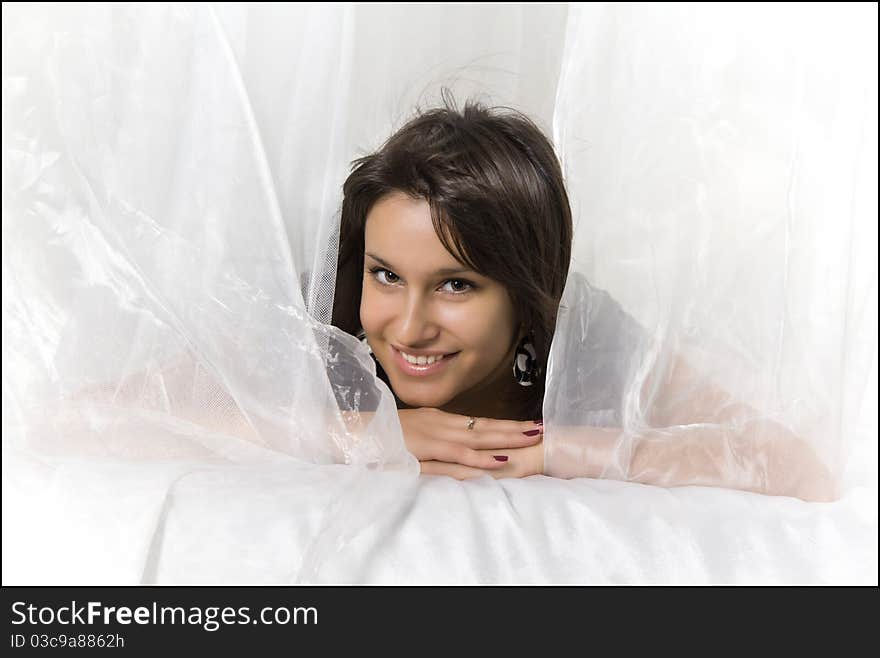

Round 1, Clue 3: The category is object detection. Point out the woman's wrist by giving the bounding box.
[542,425,627,479]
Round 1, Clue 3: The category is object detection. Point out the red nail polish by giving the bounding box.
[523,429,541,436]
[493,455,508,462]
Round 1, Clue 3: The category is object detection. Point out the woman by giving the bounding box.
[331,93,839,502]
[332,92,569,479]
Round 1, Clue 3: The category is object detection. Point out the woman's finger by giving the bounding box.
[456,428,544,450]
[419,460,493,480]
[428,408,538,434]
[422,439,510,469]
[476,442,543,479]
[426,409,541,442]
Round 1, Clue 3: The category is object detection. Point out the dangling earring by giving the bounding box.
[356,328,374,356]
[512,332,540,386]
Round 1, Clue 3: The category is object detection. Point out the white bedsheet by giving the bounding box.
[4,452,876,585]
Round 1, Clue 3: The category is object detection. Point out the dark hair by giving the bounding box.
[332,91,573,421]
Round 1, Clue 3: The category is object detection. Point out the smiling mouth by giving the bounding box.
[391,346,460,376]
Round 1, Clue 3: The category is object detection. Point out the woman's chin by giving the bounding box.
[393,386,451,410]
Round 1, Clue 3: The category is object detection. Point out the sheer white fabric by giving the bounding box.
[3,3,876,582]
[547,3,876,493]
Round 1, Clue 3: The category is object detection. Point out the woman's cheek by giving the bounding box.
[359,285,384,331]
[444,306,501,347]
[360,285,395,338]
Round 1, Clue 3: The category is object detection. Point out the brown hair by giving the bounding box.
[332,91,573,421]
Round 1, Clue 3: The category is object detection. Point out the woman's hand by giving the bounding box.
[397,407,544,480]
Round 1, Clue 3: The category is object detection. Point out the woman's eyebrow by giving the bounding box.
[365,253,475,276]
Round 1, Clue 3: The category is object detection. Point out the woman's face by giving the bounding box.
[360,191,522,411]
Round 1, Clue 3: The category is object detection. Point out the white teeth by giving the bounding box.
[401,351,445,365]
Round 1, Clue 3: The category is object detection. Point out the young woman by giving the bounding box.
[331,94,838,501]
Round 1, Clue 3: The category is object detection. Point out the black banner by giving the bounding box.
[0,585,871,653]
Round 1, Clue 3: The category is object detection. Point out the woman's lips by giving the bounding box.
[391,346,459,377]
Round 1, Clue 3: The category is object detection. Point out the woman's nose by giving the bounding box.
[396,297,439,343]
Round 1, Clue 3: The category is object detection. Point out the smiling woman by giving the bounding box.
[325,93,583,479]
[332,92,573,429]
[360,191,536,421]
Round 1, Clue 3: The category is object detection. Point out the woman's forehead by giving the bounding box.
[365,195,470,271]
[366,192,432,232]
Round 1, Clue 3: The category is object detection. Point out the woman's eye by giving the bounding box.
[370,267,399,284]
[379,269,397,284]
[442,279,473,294]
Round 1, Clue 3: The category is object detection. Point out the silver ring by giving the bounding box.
[466,416,476,431]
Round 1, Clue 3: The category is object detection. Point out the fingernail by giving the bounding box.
[493,455,509,462]
[523,429,541,437]
[534,419,543,426]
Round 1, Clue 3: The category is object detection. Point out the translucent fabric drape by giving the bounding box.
[3,3,419,583]
[546,3,877,491]
[2,3,876,582]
